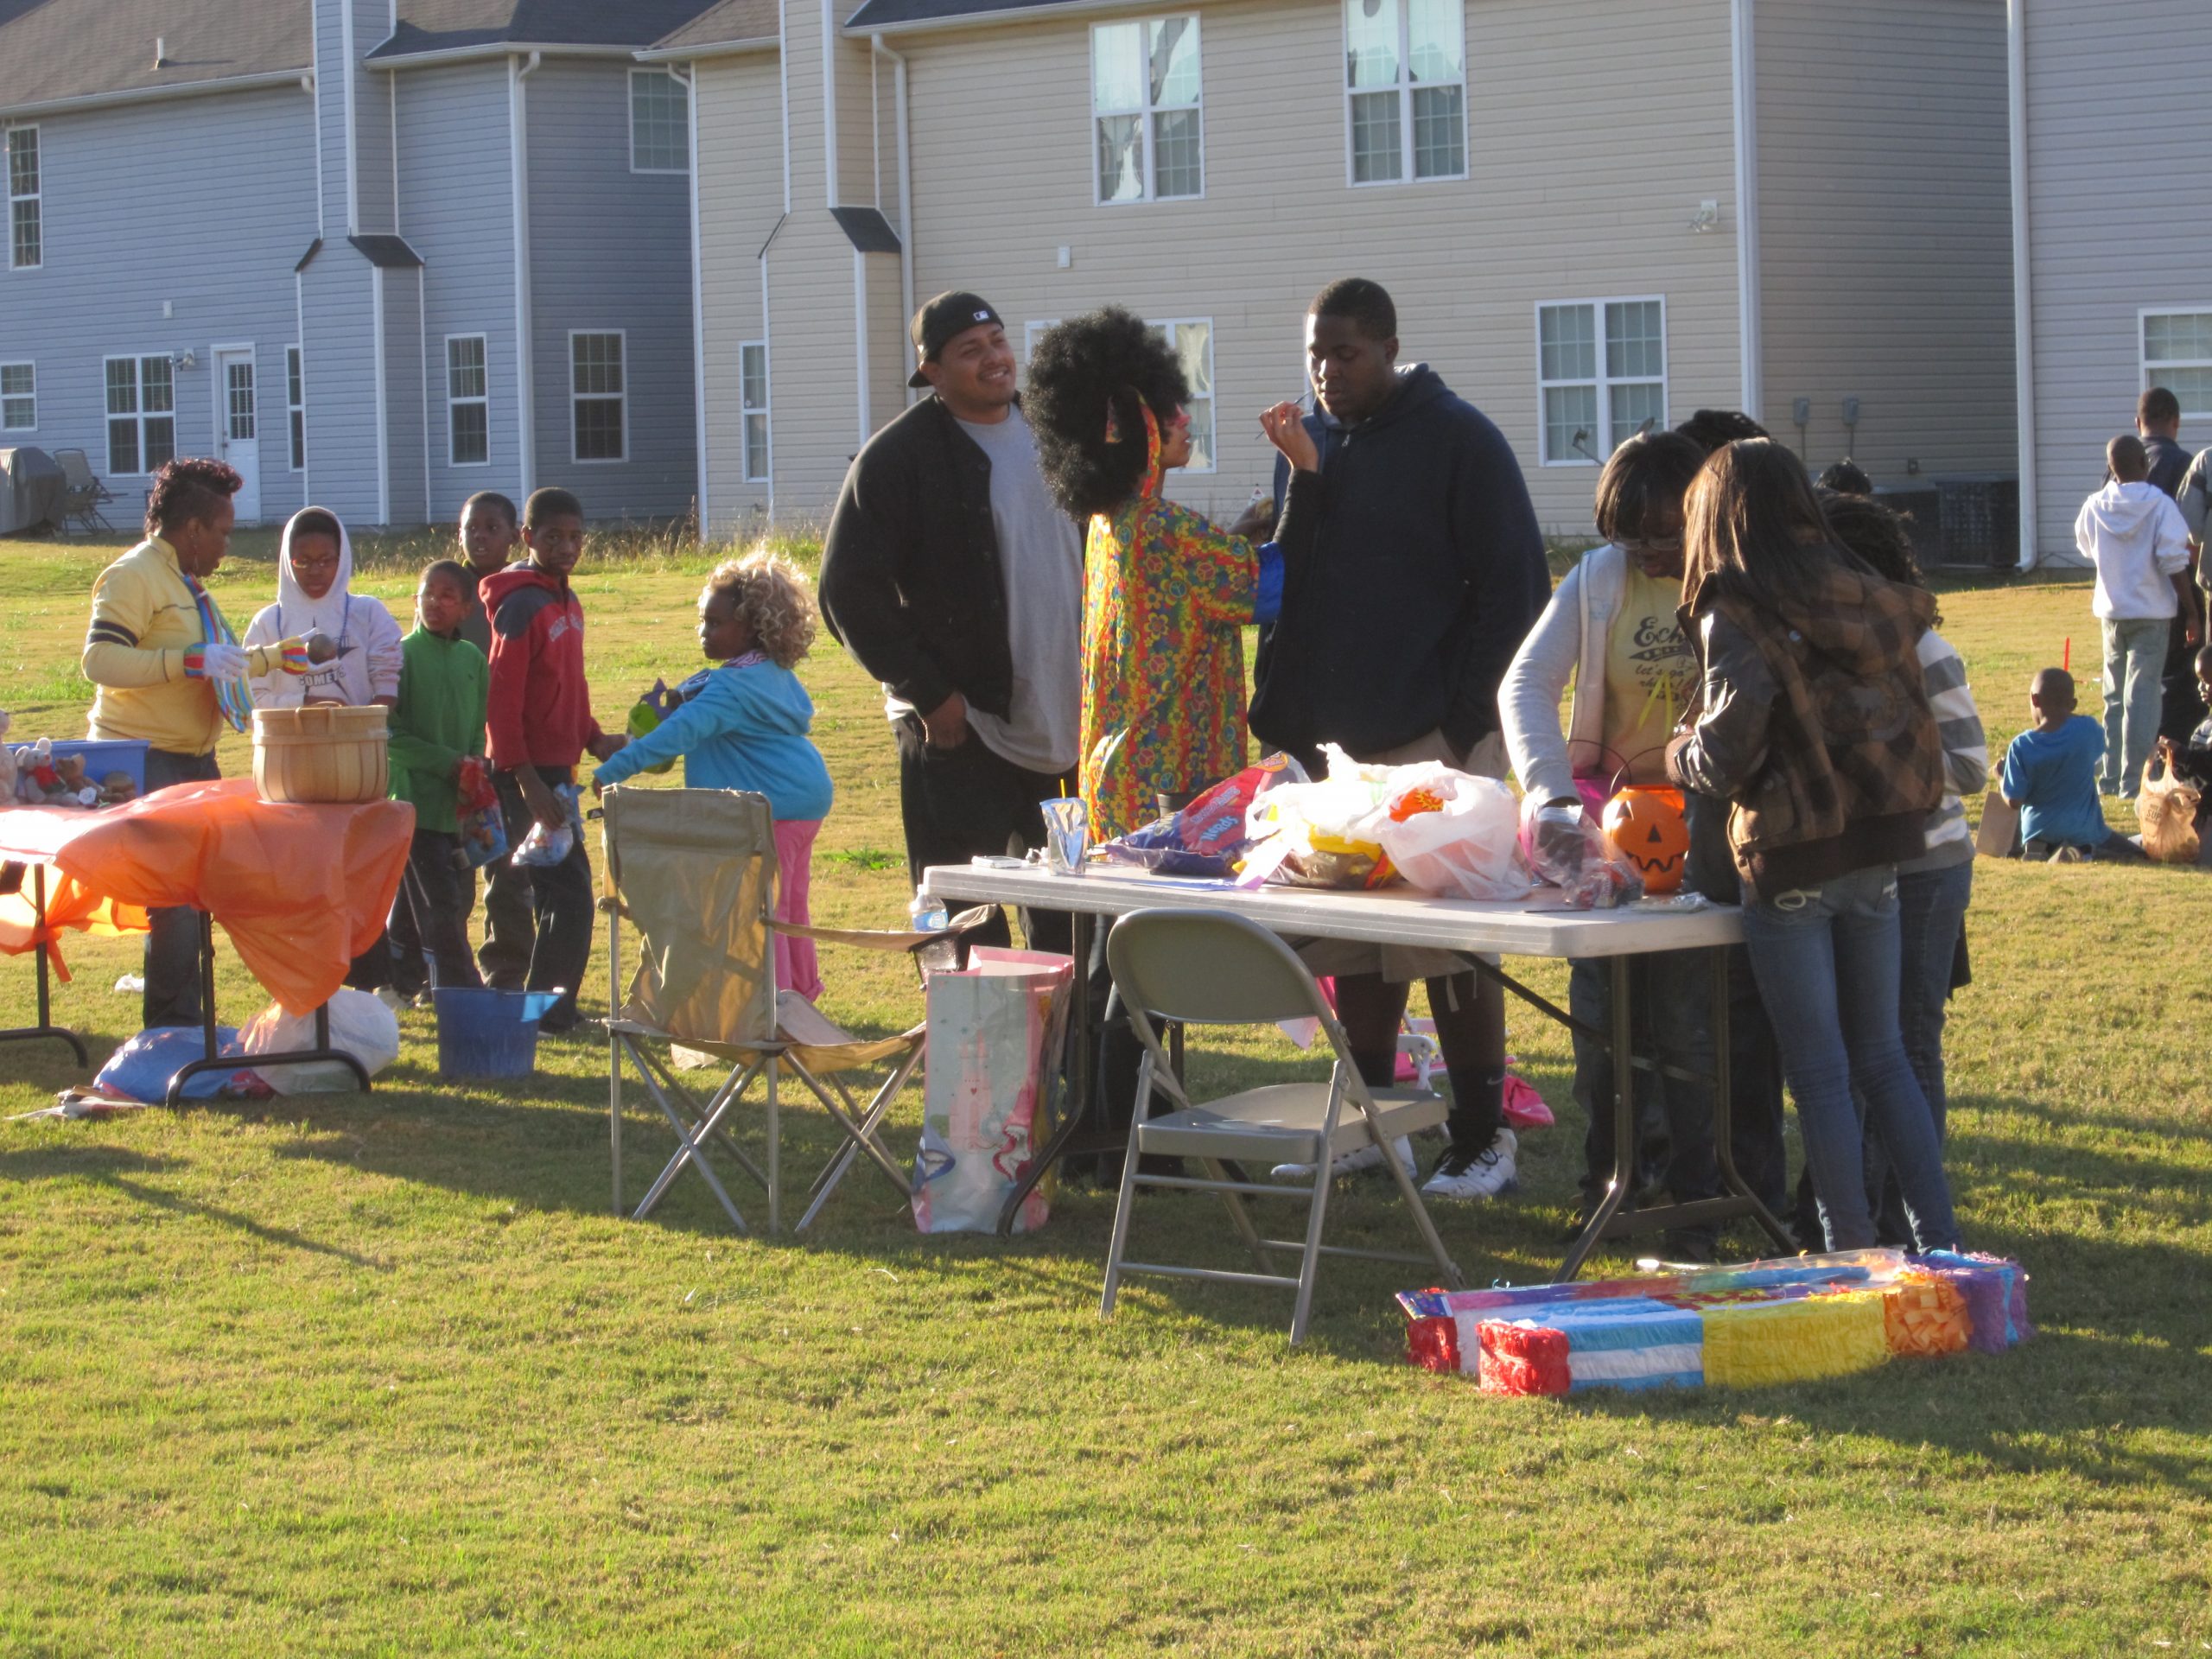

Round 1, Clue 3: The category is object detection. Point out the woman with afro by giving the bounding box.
[1027,306,1313,840]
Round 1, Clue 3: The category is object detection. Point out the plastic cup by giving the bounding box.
[1041,797,1088,874]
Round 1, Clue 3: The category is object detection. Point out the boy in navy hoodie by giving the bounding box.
[480,488,626,1030]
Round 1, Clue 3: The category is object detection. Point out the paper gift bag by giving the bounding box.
[912,946,1075,1234]
[1974,793,2018,859]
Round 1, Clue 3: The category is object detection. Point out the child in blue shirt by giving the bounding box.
[1999,667,2145,862]
[592,552,836,1000]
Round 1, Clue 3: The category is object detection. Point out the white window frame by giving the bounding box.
[6,124,39,270]
[286,345,305,471]
[1534,296,1669,468]
[569,329,627,464]
[1022,320,1062,365]
[628,69,690,175]
[1148,315,1217,474]
[446,333,491,468]
[1342,0,1467,189]
[1090,16,1205,207]
[0,360,33,431]
[104,353,176,478]
[2141,307,2212,421]
[739,339,770,484]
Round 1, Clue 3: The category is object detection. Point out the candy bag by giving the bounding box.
[1519,795,1643,909]
[1094,753,1306,877]
[1241,746,1409,888]
[454,756,509,869]
[625,677,680,776]
[514,783,582,868]
[1375,771,1532,900]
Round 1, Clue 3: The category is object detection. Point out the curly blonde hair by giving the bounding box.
[704,549,818,670]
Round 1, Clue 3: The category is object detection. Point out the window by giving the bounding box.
[1022,321,1063,365]
[448,334,489,467]
[1344,0,1465,185]
[1150,317,1215,472]
[1091,17,1202,203]
[570,332,626,462]
[105,354,175,476]
[740,340,770,482]
[286,346,305,470]
[1535,298,1666,466]
[630,70,689,173]
[2143,311,2212,419]
[7,126,37,269]
[1,362,32,430]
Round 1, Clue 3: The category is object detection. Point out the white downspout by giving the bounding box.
[874,35,914,406]
[820,0,839,207]
[1730,0,1761,423]
[340,0,359,234]
[372,268,390,524]
[509,50,541,501]
[853,250,871,446]
[675,64,709,543]
[419,265,431,524]
[2008,0,2037,570]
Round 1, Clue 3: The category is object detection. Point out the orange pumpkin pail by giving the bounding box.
[1600,785,1689,894]
[251,705,391,805]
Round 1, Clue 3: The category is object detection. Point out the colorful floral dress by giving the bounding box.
[1080,422,1264,841]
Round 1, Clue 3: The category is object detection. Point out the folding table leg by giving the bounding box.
[1558,954,1637,1281]
[0,867,90,1067]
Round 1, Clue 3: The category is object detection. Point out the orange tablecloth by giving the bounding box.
[0,779,413,1014]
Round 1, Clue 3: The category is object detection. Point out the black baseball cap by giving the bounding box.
[909,291,1004,387]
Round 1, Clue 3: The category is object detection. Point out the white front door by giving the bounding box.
[213,346,262,522]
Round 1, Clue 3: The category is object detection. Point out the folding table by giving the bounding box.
[922,861,1795,1280]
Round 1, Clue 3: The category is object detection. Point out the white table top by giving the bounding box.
[923,861,1742,960]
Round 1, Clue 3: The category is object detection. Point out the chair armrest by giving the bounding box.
[769,904,995,954]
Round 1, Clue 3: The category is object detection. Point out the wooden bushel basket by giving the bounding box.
[251,704,391,804]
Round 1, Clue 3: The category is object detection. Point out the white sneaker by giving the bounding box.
[1271,1135,1417,1182]
[373,985,406,1014]
[1421,1128,1519,1200]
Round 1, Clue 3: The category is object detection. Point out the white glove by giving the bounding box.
[184,641,251,681]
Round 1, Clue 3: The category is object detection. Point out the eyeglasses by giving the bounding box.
[1620,534,1684,555]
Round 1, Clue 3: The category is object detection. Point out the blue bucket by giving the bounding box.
[434,988,563,1078]
[49,738,150,797]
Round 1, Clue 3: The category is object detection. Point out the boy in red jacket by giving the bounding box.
[480,487,625,1031]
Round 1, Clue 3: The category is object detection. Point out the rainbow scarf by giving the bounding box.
[183,573,254,734]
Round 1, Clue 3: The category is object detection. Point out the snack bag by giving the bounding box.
[513,783,582,868]
[1242,745,1418,889]
[1376,771,1532,900]
[1094,753,1306,877]
[624,677,680,776]
[454,755,509,869]
[1519,796,1643,909]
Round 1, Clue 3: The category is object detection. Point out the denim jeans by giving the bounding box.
[1567,953,1721,1212]
[2101,615,2171,794]
[140,747,222,1028]
[1860,856,1972,1243]
[1740,865,1961,1252]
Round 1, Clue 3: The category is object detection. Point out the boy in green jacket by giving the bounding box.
[386,559,491,1000]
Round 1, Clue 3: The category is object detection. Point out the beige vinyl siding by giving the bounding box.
[891,0,1743,532]
[1755,0,2013,495]
[2023,0,2211,566]
[694,51,784,537]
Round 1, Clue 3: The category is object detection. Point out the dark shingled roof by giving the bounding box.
[367,2,734,60]
[648,0,780,53]
[349,233,425,269]
[843,0,1088,33]
[830,206,901,255]
[0,0,308,115]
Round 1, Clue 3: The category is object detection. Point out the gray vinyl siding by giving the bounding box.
[300,251,384,524]
[694,50,785,539]
[0,86,316,525]
[1755,0,2014,493]
[397,62,521,524]
[379,264,429,525]
[887,0,1745,532]
[2023,0,2210,566]
[524,59,697,519]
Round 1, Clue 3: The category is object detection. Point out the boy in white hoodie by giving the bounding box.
[2076,434,2194,795]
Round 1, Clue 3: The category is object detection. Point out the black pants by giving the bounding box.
[494,766,594,1027]
[894,715,1071,957]
[2160,614,2207,746]
[387,830,485,998]
[476,839,536,989]
[141,747,221,1028]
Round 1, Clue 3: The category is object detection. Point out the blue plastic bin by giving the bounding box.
[48,738,149,797]
[434,988,563,1078]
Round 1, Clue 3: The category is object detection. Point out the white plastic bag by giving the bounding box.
[238,987,401,1094]
[513,784,582,868]
[1376,772,1533,900]
[1241,744,1427,888]
[1518,797,1643,910]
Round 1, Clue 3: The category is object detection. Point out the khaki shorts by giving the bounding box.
[1287,728,1507,982]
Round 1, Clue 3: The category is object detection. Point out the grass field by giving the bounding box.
[0,528,2207,1656]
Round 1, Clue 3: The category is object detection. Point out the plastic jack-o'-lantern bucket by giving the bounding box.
[1601,785,1689,895]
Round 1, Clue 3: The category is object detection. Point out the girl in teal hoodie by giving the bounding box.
[593,552,836,1001]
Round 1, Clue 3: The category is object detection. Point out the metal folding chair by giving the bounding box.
[1100,908,1466,1344]
[52,449,114,536]
[600,785,982,1233]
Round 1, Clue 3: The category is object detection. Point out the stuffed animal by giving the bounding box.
[98,771,137,807]
[49,753,98,808]
[16,737,58,805]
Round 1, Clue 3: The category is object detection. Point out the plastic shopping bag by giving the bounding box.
[912,947,1076,1235]
[1519,796,1643,909]
[1241,745,1423,888]
[238,987,400,1093]
[1375,771,1533,900]
[1095,752,1306,877]
[92,1026,246,1103]
[513,784,583,868]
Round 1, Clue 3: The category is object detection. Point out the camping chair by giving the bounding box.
[601,785,986,1233]
[1100,908,1466,1344]
[52,449,115,536]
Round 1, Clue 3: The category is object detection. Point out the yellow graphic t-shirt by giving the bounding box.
[1600,567,1697,785]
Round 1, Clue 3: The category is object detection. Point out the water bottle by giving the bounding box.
[908,887,948,933]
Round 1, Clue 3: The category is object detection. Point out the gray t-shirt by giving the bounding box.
[944,409,1083,774]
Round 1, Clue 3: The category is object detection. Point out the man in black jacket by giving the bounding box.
[819,292,1080,952]
[1256,277,1550,1202]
